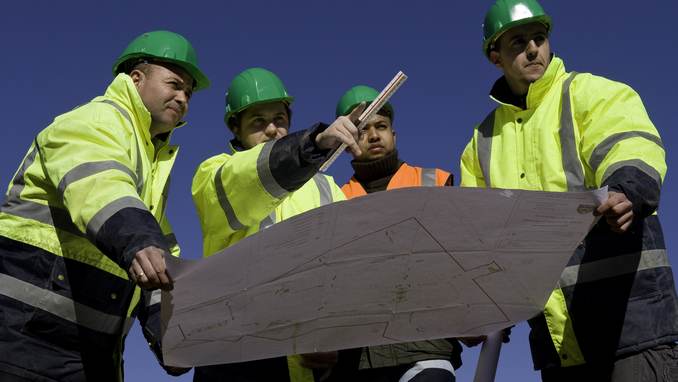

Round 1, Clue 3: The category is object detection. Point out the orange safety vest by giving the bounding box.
[342,163,451,198]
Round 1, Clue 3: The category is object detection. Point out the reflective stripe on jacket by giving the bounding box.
[460,56,678,369]
[192,137,345,382]
[342,163,460,369]
[0,73,181,380]
[341,163,449,198]
[192,139,345,257]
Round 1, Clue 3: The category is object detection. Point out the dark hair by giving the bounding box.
[118,59,153,76]
[376,108,393,123]
[489,39,501,55]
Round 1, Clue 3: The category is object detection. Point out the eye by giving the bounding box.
[511,37,526,49]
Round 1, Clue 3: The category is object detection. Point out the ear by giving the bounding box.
[489,50,502,69]
[231,124,241,140]
[130,69,145,89]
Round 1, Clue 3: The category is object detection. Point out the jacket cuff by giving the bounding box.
[268,124,332,192]
[93,207,170,271]
[602,166,661,218]
[301,123,332,164]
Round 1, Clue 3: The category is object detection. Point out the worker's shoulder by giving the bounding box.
[570,70,637,97]
[39,97,134,142]
[191,153,232,193]
[194,153,232,174]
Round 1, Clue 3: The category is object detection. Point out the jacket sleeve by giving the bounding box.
[460,132,486,187]
[36,105,167,269]
[329,175,347,203]
[192,125,332,248]
[574,75,666,217]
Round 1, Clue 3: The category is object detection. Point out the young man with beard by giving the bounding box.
[338,85,461,382]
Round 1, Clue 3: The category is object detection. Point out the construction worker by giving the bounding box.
[334,85,460,382]
[191,67,362,382]
[0,30,209,381]
[461,0,678,380]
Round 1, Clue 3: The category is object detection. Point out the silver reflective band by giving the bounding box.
[4,145,39,206]
[312,174,333,206]
[259,212,276,231]
[1,145,83,236]
[134,133,144,195]
[86,196,148,239]
[97,99,144,195]
[0,273,124,335]
[589,131,664,174]
[58,161,138,198]
[559,72,586,192]
[601,159,663,189]
[477,111,495,187]
[257,140,288,199]
[98,99,133,125]
[146,289,162,307]
[399,359,455,382]
[1,199,83,237]
[421,168,437,187]
[214,165,245,231]
[558,249,669,289]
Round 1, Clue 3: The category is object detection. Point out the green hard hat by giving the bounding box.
[336,85,394,120]
[112,30,210,91]
[224,67,294,125]
[482,0,552,57]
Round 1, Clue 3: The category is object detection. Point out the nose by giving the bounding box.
[366,127,380,142]
[525,40,538,59]
[175,91,189,113]
[264,122,278,138]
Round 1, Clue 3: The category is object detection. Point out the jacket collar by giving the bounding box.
[102,73,184,146]
[228,138,246,153]
[490,55,567,111]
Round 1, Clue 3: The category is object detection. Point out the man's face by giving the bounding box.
[232,102,290,149]
[490,22,551,95]
[132,63,194,137]
[355,113,396,162]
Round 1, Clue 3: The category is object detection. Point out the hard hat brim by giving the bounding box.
[483,15,552,58]
[112,54,210,91]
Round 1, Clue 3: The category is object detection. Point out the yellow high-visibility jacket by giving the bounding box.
[461,57,677,369]
[0,73,180,381]
[192,132,345,381]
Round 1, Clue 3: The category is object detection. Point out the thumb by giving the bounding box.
[348,102,367,124]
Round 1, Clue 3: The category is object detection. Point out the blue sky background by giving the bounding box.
[1,1,676,381]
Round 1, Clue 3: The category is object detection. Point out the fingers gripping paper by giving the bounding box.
[161,187,606,367]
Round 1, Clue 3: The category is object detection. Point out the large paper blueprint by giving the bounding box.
[161,187,605,367]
